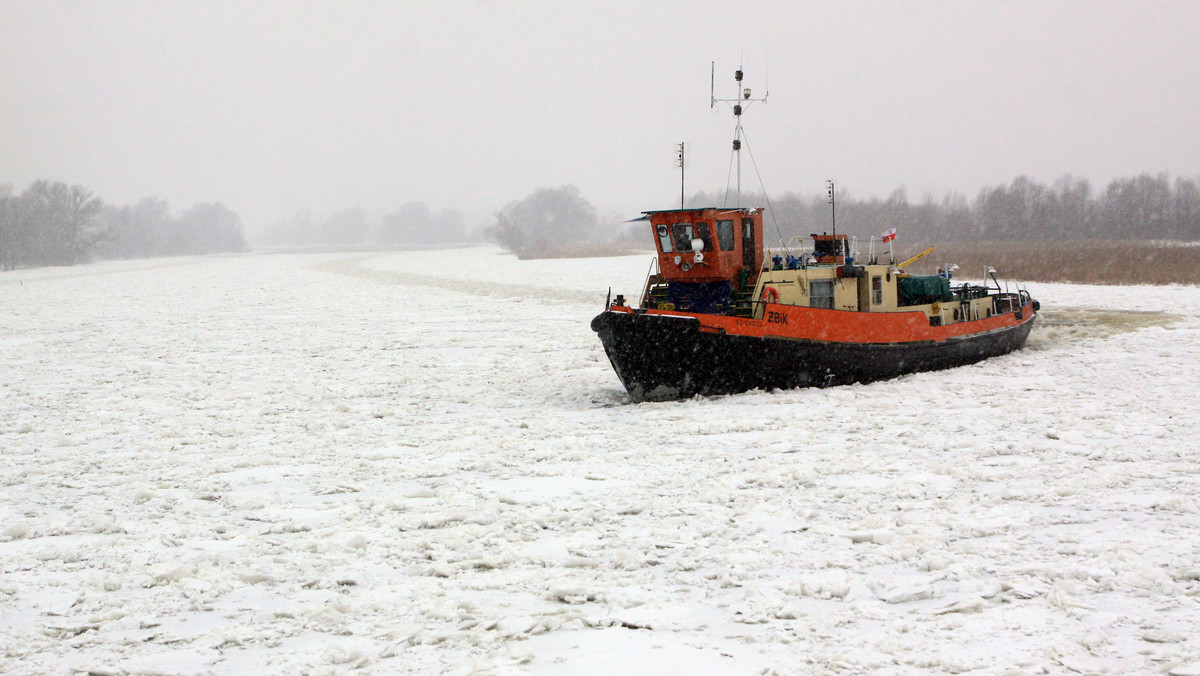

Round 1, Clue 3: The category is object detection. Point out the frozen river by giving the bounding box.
[3,247,1200,674]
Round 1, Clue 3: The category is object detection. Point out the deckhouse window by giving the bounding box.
[872,275,883,305]
[670,223,694,252]
[656,224,673,253]
[814,238,844,259]
[810,279,835,309]
[716,220,734,251]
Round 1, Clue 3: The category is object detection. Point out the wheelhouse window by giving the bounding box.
[670,223,694,251]
[716,219,735,251]
[814,238,844,259]
[872,275,883,305]
[810,279,835,309]
[656,224,673,253]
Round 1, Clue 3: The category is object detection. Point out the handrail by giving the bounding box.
[764,235,807,257]
[763,235,815,272]
[638,256,661,307]
[747,266,772,319]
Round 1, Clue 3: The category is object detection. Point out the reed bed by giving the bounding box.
[903,241,1200,286]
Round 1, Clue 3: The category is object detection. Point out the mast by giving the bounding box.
[712,63,767,208]
[676,142,686,210]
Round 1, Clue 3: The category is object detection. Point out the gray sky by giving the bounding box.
[3,1,1199,229]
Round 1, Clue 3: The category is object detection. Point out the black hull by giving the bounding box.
[591,310,1036,401]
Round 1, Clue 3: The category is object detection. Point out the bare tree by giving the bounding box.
[16,181,105,266]
[0,184,19,270]
[320,207,370,245]
[176,202,247,254]
[489,211,525,255]
[491,185,598,257]
[378,202,432,244]
[95,197,174,259]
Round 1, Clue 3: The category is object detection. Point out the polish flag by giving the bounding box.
[882,228,897,243]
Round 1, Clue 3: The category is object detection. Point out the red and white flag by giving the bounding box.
[882,228,897,243]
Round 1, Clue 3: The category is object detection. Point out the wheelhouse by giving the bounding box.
[643,207,764,314]
[648,207,764,283]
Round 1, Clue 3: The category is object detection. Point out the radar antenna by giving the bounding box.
[711,62,768,208]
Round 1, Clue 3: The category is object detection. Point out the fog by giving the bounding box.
[4,1,1199,231]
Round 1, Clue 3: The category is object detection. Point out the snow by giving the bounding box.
[3,246,1200,674]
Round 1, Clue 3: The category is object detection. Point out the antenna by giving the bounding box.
[826,179,837,238]
[711,63,768,208]
[676,142,686,209]
[764,46,770,100]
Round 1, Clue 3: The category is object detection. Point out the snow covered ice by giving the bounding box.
[3,247,1200,674]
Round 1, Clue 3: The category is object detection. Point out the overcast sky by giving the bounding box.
[3,1,1199,229]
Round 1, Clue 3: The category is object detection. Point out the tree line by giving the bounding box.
[688,172,1200,246]
[493,173,1200,259]
[1,179,247,270]
[255,202,469,248]
[8,171,1196,269]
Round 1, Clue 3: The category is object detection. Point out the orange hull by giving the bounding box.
[607,301,1034,345]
